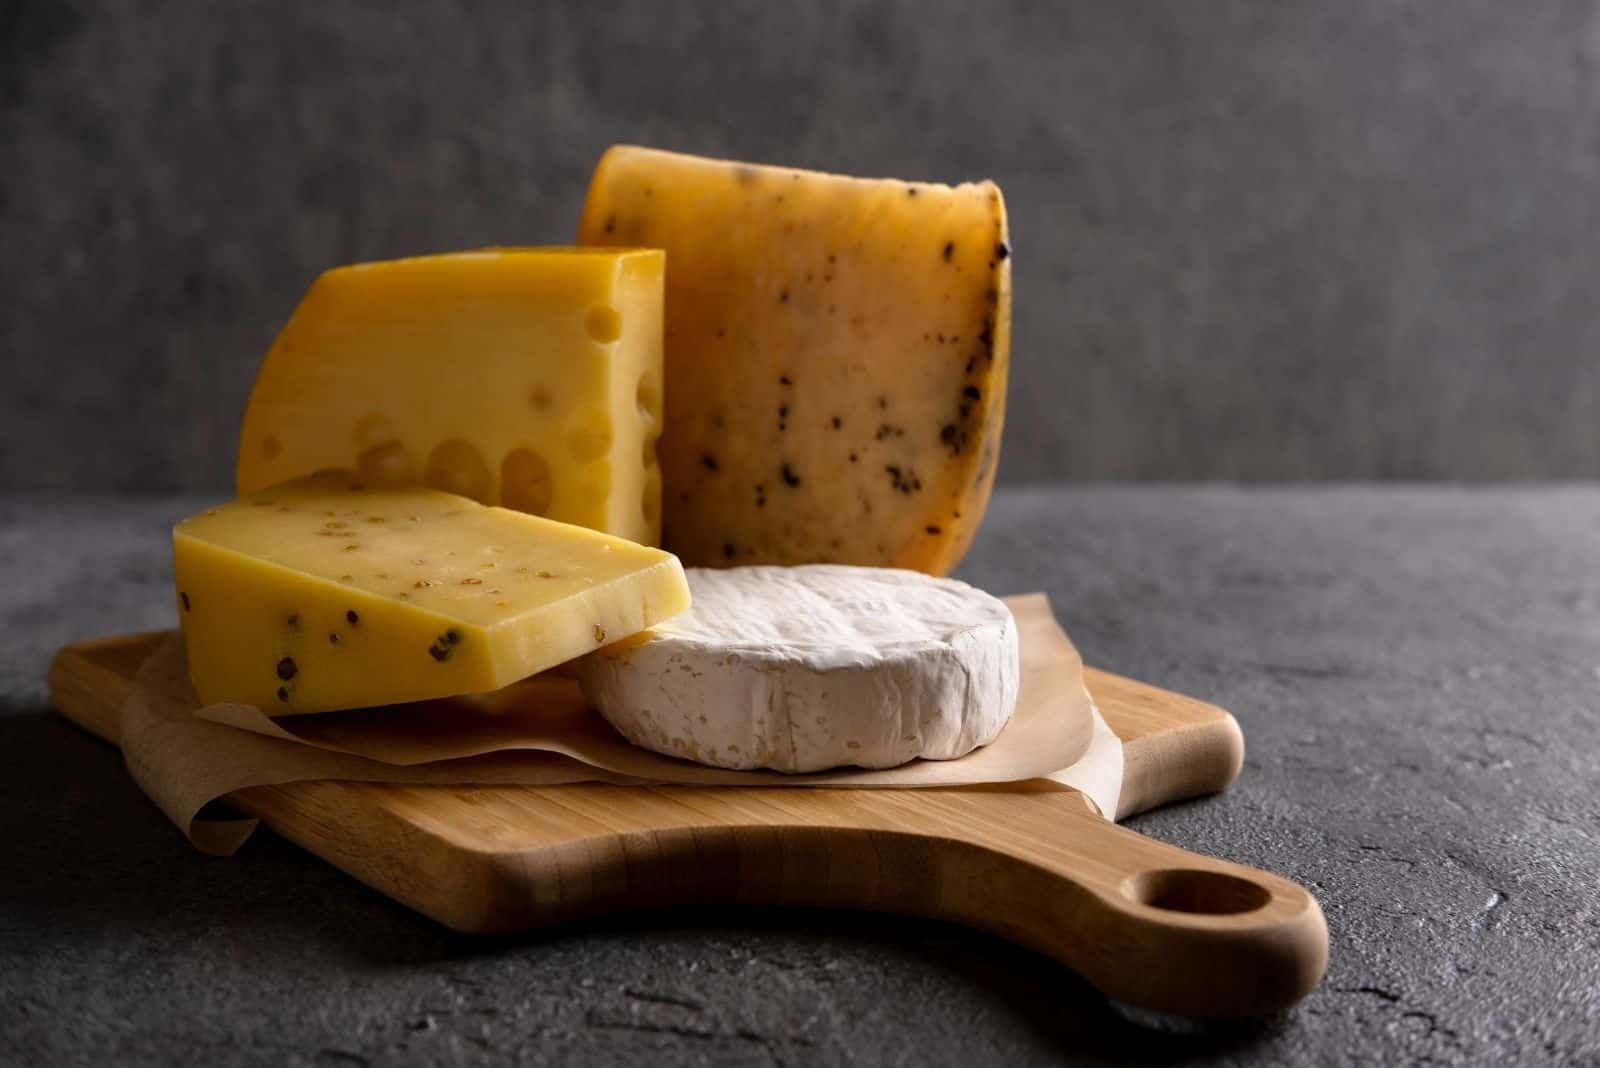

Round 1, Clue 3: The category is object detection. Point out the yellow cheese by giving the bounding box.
[173,471,690,714]
[577,146,1011,575]
[236,248,665,545]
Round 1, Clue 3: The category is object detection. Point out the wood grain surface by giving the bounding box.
[49,632,1327,1018]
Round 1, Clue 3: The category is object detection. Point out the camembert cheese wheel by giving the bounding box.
[576,565,1019,772]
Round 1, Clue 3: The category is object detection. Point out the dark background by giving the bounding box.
[4,0,1599,491]
[7,7,1600,1063]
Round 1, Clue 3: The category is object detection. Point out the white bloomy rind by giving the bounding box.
[576,565,1020,772]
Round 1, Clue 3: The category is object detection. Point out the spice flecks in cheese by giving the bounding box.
[174,472,690,715]
[237,248,665,545]
[578,146,1011,574]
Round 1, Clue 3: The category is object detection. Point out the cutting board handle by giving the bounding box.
[470,788,1327,1019]
[917,797,1328,1018]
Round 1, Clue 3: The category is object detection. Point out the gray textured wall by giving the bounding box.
[4,0,1598,490]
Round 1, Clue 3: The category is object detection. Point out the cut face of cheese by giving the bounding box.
[174,472,690,714]
[576,565,1019,772]
[577,146,1011,574]
[237,248,665,545]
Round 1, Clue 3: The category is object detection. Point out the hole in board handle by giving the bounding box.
[1124,868,1273,916]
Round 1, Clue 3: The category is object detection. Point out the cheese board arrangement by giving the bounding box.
[50,144,1327,1019]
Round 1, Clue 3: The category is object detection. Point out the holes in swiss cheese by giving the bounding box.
[356,440,415,486]
[424,439,492,502]
[586,305,623,343]
[500,448,554,516]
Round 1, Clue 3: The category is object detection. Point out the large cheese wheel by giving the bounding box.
[576,565,1019,772]
[578,146,1011,574]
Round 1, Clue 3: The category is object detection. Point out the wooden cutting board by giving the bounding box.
[49,632,1327,1019]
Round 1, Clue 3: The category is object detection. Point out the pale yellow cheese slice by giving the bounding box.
[236,247,665,545]
[577,146,1011,575]
[174,471,689,714]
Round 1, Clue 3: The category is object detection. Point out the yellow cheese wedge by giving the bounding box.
[577,146,1011,575]
[173,471,690,714]
[236,248,665,545]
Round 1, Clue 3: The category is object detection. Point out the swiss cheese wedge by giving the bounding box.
[578,146,1011,574]
[237,248,665,544]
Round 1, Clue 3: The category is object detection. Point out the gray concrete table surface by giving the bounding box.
[2,486,1597,1067]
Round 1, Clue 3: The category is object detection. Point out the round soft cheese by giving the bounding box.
[576,565,1020,772]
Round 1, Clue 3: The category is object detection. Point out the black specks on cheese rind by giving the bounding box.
[428,630,462,663]
[884,465,922,495]
[179,592,191,613]
[276,657,297,681]
[780,463,801,488]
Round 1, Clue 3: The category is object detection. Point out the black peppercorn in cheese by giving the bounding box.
[577,146,1011,575]
[236,248,666,546]
[172,471,690,715]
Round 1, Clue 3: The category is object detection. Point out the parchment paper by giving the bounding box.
[120,594,1123,855]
